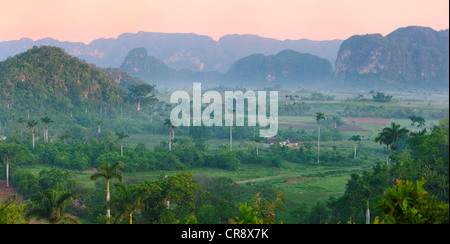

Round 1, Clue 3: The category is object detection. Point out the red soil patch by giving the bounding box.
[83,168,98,174]
[0,180,24,203]
[347,118,392,126]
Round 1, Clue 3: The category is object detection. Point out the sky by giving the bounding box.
[0,0,448,44]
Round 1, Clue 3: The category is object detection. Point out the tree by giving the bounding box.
[116,130,129,157]
[227,108,236,151]
[375,131,392,166]
[230,191,285,224]
[41,116,54,143]
[0,143,27,187]
[97,120,103,134]
[27,119,39,151]
[90,161,124,223]
[349,135,361,160]
[0,200,28,224]
[16,118,25,137]
[140,172,202,224]
[409,115,426,133]
[25,190,80,224]
[164,119,175,151]
[331,115,340,129]
[111,183,149,224]
[128,83,157,111]
[315,112,325,163]
[375,122,409,165]
[382,122,409,151]
[374,179,449,224]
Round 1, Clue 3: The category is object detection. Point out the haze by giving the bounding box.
[0,0,449,43]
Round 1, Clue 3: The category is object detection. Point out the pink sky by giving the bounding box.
[0,0,448,43]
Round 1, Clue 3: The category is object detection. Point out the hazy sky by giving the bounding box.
[0,0,448,43]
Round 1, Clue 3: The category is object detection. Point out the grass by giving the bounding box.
[19,158,369,207]
[12,92,447,217]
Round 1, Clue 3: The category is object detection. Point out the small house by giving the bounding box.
[262,137,281,148]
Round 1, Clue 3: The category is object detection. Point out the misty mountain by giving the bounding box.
[334,26,449,90]
[226,49,333,88]
[218,34,342,69]
[119,47,225,88]
[120,47,332,89]
[0,32,342,73]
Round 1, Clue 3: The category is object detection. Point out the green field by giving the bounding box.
[100,92,448,206]
[6,89,448,224]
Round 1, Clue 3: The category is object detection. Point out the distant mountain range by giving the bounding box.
[0,32,342,73]
[120,47,333,89]
[1,26,448,91]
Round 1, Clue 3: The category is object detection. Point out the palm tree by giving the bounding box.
[111,183,148,224]
[41,116,54,143]
[25,190,80,224]
[16,118,25,137]
[349,135,361,160]
[384,122,409,151]
[375,122,409,165]
[409,115,426,131]
[228,108,236,151]
[331,115,340,129]
[116,130,129,157]
[90,161,124,223]
[375,131,392,166]
[27,119,39,150]
[164,119,175,151]
[315,112,325,163]
[0,143,23,187]
[97,120,103,134]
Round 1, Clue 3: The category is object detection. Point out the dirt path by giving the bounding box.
[236,174,315,185]
[0,180,24,203]
[236,176,278,184]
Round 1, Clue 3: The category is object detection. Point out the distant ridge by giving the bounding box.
[334,26,449,90]
[120,47,333,88]
[0,32,343,72]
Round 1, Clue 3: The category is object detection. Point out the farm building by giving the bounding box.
[262,137,281,147]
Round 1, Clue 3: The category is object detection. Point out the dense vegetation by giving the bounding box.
[0,46,449,224]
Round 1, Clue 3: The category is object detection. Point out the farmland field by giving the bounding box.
[2,88,448,224]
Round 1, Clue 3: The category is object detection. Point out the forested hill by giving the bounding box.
[0,46,137,116]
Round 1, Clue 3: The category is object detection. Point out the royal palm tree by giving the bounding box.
[228,108,236,151]
[25,190,80,224]
[315,112,325,163]
[375,122,409,165]
[164,119,175,151]
[0,143,24,187]
[41,116,54,143]
[375,130,392,166]
[27,120,39,151]
[116,130,129,157]
[384,122,409,151]
[97,120,103,134]
[90,161,124,223]
[331,115,340,129]
[349,135,361,160]
[112,183,149,224]
[16,118,25,137]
